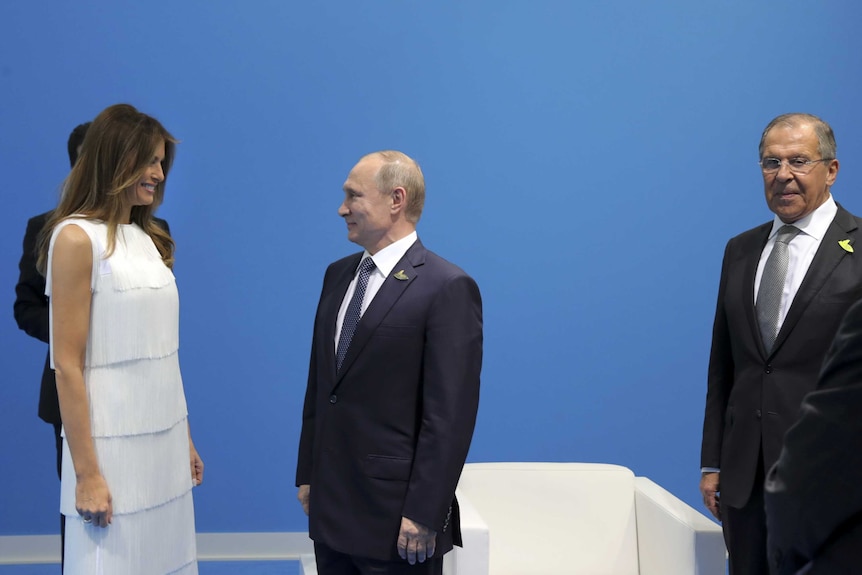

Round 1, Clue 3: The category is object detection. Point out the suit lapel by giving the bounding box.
[744,225,772,358]
[335,241,426,385]
[773,206,858,355]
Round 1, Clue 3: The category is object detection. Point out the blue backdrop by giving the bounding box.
[2,0,861,536]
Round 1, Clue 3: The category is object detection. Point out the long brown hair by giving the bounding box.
[37,104,178,274]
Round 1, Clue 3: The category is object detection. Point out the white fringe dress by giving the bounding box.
[47,219,198,575]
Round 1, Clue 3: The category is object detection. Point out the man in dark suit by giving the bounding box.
[765,296,862,574]
[296,150,482,574]
[13,121,169,570]
[699,113,862,574]
[15,122,90,477]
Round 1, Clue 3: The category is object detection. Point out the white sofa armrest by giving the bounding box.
[300,553,317,575]
[634,476,726,575]
[443,488,490,575]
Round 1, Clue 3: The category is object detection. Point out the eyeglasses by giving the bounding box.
[759,157,832,174]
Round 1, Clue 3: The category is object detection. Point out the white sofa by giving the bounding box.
[443,462,726,575]
[301,462,725,575]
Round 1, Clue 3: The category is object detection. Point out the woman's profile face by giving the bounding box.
[130,139,166,208]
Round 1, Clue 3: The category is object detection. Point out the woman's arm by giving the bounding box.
[51,224,112,527]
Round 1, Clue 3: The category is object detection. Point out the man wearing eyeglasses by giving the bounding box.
[700,113,862,573]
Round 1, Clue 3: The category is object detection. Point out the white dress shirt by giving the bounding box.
[754,195,837,332]
[334,231,418,352]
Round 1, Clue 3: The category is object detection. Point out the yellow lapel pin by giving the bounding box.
[839,239,854,253]
[393,270,409,281]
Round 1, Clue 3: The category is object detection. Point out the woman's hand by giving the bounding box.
[75,473,113,528]
[190,442,204,486]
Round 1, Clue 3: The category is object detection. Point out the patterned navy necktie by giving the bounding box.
[756,225,801,352]
[336,257,376,371]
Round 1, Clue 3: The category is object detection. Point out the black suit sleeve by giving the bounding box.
[13,214,49,343]
[295,263,332,487]
[765,298,862,574]
[701,240,735,468]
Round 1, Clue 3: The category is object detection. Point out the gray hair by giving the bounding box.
[759,113,836,160]
[371,150,425,223]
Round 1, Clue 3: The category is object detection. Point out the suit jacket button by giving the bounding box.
[765,365,772,374]
[756,409,762,418]
[329,394,337,404]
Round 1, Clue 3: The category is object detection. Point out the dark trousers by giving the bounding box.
[722,450,769,575]
[313,541,443,575]
[53,423,65,573]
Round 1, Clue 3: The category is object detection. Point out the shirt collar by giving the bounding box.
[769,194,837,241]
[359,231,418,278]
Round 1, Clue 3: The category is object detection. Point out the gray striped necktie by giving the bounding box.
[756,225,801,352]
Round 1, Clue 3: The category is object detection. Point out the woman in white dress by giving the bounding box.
[37,103,203,574]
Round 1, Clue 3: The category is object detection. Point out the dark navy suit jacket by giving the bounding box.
[296,239,482,561]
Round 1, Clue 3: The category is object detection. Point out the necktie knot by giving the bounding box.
[775,225,801,245]
[358,257,376,276]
